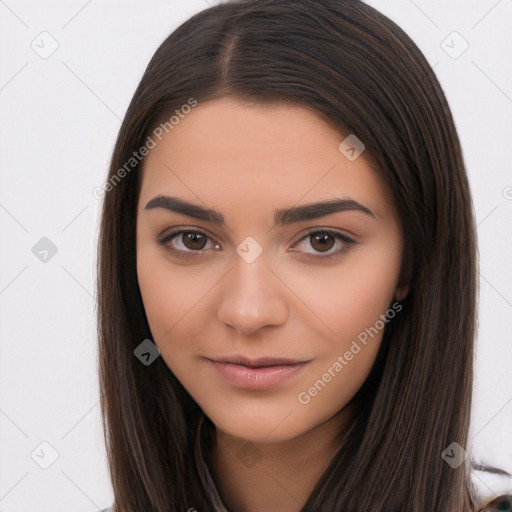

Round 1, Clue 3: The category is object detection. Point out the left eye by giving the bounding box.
[156,228,355,259]
[290,230,356,259]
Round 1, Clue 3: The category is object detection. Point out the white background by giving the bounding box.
[0,1,511,510]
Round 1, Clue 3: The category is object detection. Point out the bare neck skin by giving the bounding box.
[211,403,356,512]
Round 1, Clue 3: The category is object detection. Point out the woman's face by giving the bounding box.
[136,97,408,443]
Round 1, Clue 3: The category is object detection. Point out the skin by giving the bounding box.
[136,97,409,512]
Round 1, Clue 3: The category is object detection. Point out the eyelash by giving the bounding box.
[155,227,356,261]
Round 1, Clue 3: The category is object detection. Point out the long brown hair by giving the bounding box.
[97,1,488,510]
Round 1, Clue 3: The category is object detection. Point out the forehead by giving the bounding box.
[138,97,395,222]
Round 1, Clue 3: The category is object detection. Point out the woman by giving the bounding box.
[96,1,511,510]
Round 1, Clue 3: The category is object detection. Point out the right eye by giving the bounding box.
[155,228,221,258]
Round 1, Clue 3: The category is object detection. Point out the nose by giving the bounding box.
[217,253,289,336]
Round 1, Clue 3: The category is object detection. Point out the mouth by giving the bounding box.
[206,356,311,390]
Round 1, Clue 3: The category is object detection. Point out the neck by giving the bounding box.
[209,404,357,512]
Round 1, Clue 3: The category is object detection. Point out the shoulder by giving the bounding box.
[477,493,512,511]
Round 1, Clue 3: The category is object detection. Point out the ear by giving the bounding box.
[395,283,410,302]
[395,242,412,302]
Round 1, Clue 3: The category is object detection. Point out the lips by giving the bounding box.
[206,355,311,390]
[210,355,310,368]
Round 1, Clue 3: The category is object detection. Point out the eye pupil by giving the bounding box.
[183,232,207,250]
[310,232,335,252]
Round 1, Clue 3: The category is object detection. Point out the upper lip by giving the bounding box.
[208,355,310,368]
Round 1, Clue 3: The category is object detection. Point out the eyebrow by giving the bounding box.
[144,195,377,226]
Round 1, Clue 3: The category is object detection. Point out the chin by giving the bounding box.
[200,400,321,444]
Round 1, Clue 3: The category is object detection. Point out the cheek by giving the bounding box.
[137,247,206,344]
[280,242,401,347]
[136,245,231,387]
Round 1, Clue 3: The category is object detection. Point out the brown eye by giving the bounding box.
[309,231,335,252]
[290,229,356,260]
[156,229,220,258]
[181,232,207,250]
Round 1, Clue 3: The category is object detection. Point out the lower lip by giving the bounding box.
[210,360,309,390]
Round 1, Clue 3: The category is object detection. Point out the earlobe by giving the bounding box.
[395,241,412,302]
[395,283,410,302]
